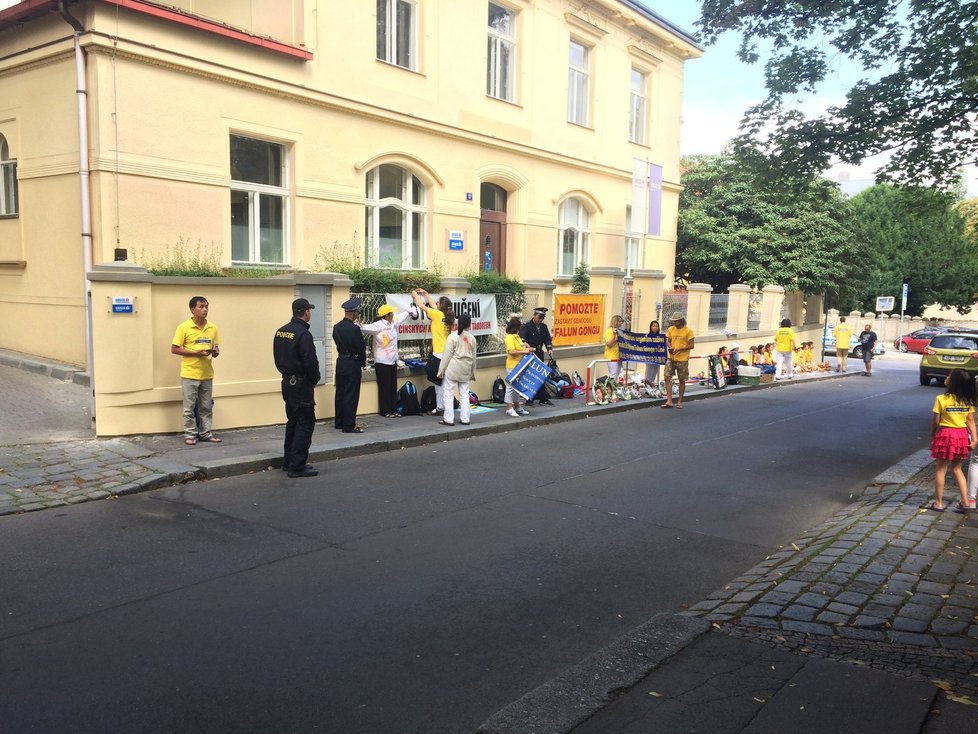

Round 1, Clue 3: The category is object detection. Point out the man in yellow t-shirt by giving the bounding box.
[774,318,796,380]
[604,315,624,379]
[663,312,694,409]
[833,316,852,372]
[171,296,221,445]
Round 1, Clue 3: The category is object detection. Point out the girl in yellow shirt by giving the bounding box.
[927,368,978,512]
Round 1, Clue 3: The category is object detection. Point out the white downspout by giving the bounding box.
[59,1,95,430]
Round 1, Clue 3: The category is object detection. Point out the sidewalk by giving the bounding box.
[0,351,836,516]
[478,452,978,734]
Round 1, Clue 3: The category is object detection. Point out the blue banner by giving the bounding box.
[617,331,668,364]
[506,353,550,400]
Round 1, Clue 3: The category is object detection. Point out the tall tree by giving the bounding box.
[697,1,978,187]
[677,153,863,294]
[848,185,978,315]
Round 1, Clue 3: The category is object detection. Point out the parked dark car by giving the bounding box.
[894,327,947,353]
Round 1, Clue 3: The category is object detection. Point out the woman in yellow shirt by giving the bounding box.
[504,316,532,418]
[927,369,978,512]
[412,288,455,415]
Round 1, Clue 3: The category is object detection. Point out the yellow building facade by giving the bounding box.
[0,0,700,434]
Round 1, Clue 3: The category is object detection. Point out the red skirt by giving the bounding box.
[931,427,971,460]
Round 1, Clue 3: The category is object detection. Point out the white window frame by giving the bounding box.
[377,0,418,71]
[557,198,590,277]
[567,39,590,127]
[0,136,17,217]
[625,205,641,276]
[629,68,647,145]
[230,135,290,265]
[365,164,427,270]
[487,2,516,102]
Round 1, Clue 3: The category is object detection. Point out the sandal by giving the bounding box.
[200,436,222,443]
[385,413,400,418]
[438,420,454,426]
[184,438,198,446]
[460,421,470,426]
[922,502,945,512]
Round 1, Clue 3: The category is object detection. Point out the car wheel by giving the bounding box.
[920,372,932,386]
[898,342,908,353]
[853,345,864,359]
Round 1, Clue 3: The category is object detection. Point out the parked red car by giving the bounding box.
[894,327,947,353]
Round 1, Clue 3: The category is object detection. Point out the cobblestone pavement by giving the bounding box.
[685,450,978,697]
[0,439,172,515]
[0,362,91,445]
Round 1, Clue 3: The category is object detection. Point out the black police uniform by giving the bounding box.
[332,316,366,432]
[273,316,321,472]
[520,318,554,404]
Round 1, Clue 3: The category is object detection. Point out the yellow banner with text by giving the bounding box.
[553,294,605,347]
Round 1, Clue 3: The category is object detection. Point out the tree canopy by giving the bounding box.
[847,184,978,315]
[676,153,864,294]
[697,0,978,187]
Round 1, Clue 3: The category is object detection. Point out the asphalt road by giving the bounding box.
[1,357,936,733]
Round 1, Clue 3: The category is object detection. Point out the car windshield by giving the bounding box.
[931,335,978,350]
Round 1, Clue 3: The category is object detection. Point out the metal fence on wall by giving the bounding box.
[357,292,526,361]
[661,291,688,323]
[747,293,762,330]
[708,294,729,333]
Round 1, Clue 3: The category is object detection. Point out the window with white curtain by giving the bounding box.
[365,164,427,269]
[230,135,288,264]
[377,0,417,70]
[558,198,590,276]
[629,68,647,144]
[567,39,590,126]
[487,2,516,102]
[0,135,17,217]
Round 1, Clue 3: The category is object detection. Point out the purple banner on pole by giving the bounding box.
[647,163,662,236]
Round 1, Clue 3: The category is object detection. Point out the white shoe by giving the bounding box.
[506,409,519,417]
[517,408,530,415]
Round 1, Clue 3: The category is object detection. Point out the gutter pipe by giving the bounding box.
[58,0,96,430]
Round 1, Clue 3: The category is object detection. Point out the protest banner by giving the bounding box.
[617,331,668,364]
[385,294,497,338]
[552,294,604,347]
[506,353,550,400]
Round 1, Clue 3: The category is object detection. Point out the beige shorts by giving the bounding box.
[663,359,689,382]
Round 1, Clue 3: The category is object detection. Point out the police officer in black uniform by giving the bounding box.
[520,307,555,405]
[273,298,321,478]
[332,297,367,433]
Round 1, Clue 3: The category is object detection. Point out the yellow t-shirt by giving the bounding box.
[834,323,852,350]
[425,306,449,355]
[666,325,694,362]
[505,332,526,371]
[774,327,795,352]
[934,393,974,429]
[603,327,620,361]
[803,346,813,365]
[172,318,219,381]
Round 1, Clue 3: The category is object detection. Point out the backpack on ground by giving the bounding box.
[544,379,560,398]
[420,385,437,413]
[491,376,506,404]
[395,380,420,416]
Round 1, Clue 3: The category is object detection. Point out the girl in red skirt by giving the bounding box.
[927,368,977,512]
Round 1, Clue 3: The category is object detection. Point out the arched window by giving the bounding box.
[365,164,426,269]
[0,135,18,217]
[558,198,589,276]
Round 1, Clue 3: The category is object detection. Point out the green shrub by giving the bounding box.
[571,261,590,294]
[462,270,525,295]
[136,238,223,277]
[311,236,443,293]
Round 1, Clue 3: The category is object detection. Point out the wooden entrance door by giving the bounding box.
[479,210,506,275]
